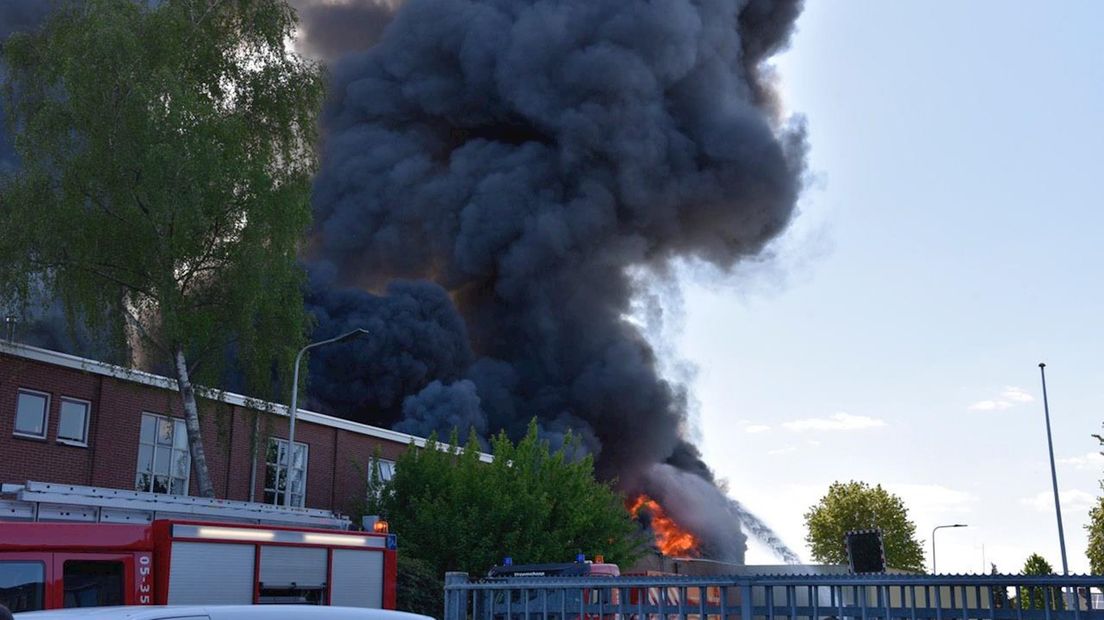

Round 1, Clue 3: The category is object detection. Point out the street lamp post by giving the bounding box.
[282,328,370,508]
[1039,362,1070,575]
[931,523,967,573]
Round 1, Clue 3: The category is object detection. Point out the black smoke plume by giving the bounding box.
[307,0,808,562]
[0,1,52,174]
[303,263,474,427]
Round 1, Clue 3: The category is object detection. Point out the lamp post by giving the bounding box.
[283,328,370,508]
[931,523,967,573]
[1039,362,1070,575]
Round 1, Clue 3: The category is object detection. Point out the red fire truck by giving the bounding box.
[0,482,397,613]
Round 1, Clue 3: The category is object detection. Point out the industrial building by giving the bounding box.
[0,340,460,518]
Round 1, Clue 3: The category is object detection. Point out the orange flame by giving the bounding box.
[629,495,700,557]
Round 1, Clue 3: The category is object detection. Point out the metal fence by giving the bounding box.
[444,573,1104,620]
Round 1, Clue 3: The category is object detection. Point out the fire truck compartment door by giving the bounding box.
[168,542,255,605]
[258,545,327,587]
[329,549,384,608]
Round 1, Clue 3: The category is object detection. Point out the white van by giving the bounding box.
[13,606,433,620]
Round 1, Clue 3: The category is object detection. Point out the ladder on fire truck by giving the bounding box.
[0,480,351,529]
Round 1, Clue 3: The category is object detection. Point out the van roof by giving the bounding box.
[14,605,432,620]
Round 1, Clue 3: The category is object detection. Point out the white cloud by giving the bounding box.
[1059,452,1104,470]
[1002,386,1034,403]
[1019,489,1097,513]
[782,412,887,432]
[969,386,1033,411]
[968,400,1010,411]
[745,424,771,433]
[768,446,796,456]
[888,483,977,515]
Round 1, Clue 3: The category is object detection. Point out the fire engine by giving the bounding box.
[0,482,397,613]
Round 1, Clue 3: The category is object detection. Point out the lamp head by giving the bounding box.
[337,328,371,343]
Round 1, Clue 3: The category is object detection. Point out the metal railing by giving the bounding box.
[444,573,1104,620]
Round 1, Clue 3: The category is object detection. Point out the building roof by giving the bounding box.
[0,340,493,463]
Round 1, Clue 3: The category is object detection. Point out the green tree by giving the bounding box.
[804,481,926,572]
[0,0,323,496]
[376,420,645,578]
[396,555,444,619]
[1019,553,1063,610]
[1087,491,1104,575]
[1087,427,1104,574]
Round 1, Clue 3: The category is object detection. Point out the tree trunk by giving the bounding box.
[173,347,216,498]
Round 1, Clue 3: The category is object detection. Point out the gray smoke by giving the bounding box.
[308,0,807,562]
[0,1,52,174]
[290,0,402,62]
[1,0,108,355]
[304,264,474,425]
[396,379,487,443]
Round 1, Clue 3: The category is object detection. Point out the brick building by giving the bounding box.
[0,341,480,517]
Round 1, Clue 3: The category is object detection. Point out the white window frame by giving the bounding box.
[264,438,309,508]
[56,396,92,447]
[13,388,50,439]
[375,458,396,482]
[135,413,191,496]
[366,458,395,502]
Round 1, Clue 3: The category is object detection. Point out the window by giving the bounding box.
[13,389,49,438]
[366,458,394,502]
[136,413,190,495]
[265,438,308,507]
[57,397,91,445]
[63,560,124,608]
[376,459,396,482]
[0,560,45,612]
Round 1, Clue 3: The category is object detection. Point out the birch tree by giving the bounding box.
[0,0,323,497]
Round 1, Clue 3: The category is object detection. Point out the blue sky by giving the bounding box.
[669,1,1104,573]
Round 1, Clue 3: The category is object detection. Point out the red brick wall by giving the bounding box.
[0,351,412,515]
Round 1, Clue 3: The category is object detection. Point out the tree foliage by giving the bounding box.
[396,555,443,619]
[804,481,926,572]
[0,0,323,495]
[1088,490,1104,575]
[1087,428,1104,574]
[375,421,645,578]
[1019,553,1063,610]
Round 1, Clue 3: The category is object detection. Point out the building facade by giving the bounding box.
[0,341,469,517]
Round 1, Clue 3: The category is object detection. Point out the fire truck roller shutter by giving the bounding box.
[329,550,384,608]
[168,542,255,604]
[258,546,327,588]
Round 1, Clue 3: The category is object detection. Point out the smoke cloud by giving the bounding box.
[289,0,402,62]
[304,264,473,425]
[1,4,108,356]
[0,1,52,174]
[396,379,487,442]
[308,0,808,561]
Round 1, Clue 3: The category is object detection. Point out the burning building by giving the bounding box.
[2,0,809,564]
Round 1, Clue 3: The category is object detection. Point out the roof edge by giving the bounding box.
[0,340,493,462]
